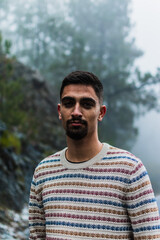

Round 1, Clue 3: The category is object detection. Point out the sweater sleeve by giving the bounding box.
[29,171,46,240]
[126,160,160,239]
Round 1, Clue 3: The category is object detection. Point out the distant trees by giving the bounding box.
[0,33,26,129]
[0,0,159,148]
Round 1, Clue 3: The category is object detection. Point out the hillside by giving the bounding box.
[0,58,65,238]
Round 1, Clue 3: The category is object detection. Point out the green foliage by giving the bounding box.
[0,51,28,131]
[0,35,24,153]
[0,77,27,127]
[0,0,160,148]
[0,32,12,56]
[0,34,38,143]
[0,130,21,154]
[4,40,11,54]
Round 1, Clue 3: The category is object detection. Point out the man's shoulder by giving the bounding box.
[34,148,65,173]
[41,150,62,163]
[103,143,141,166]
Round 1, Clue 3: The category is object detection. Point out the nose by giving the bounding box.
[71,103,82,117]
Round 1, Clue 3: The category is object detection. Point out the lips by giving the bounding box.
[67,118,87,127]
[70,122,82,126]
[69,120,83,126]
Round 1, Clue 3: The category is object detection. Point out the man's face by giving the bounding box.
[58,84,106,141]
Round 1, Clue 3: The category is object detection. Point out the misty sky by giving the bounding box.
[130,0,160,195]
[131,0,160,74]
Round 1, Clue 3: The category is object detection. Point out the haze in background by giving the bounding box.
[131,0,160,196]
[0,0,159,195]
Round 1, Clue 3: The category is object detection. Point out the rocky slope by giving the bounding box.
[0,59,65,236]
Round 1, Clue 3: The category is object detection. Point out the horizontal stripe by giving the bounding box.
[129,171,148,183]
[132,216,160,225]
[42,196,127,208]
[107,151,133,155]
[134,225,160,233]
[30,229,46,234]
[44,220,132,231]
[102,155,138,163]
[29,222,46,227]
[29,209,44,214]
[127,198,156,209]
[36,171,147,186]
[130,207,159,217]
[29,202,43,208]
[44,212,129,223]
[126,180,151,192]
[29,216,45,221]
[42,196,156,209]
[43,204,127,215]
[95,160,134,167]
[46,229,132,239]
[42,188,153,201]
[29,206,159,221]
[42,189,126,200]
[30,194,42,203]
[135,234,160,240]
[40,181,126,193]
[126,189,153,201]
[85,167,131,174]
[40,180,152,195]
[36,168,67,178]
[36,173,129,185]
[38,158,60,166]
[29,234,46,239]
[36,164,63,172]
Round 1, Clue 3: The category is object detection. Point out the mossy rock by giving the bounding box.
[0,130,21,154]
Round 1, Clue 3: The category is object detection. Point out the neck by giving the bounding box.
[66,135,103,163]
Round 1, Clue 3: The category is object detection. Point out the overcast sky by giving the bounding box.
[130,0,160,195]
[131,0,160,74]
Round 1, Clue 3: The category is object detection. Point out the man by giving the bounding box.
[29,71,160,239]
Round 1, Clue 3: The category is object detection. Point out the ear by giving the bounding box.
[57,104,62,120]
[98,105,107,121]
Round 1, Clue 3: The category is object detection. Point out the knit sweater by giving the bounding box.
[29,143,160,240]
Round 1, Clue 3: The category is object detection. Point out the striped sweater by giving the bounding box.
[29,143,160,240]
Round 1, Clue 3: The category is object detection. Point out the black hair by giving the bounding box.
[60,71,103,103]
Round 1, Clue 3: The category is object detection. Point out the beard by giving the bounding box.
[66,118,88,140]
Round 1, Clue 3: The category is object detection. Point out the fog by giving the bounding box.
[131,0,160,197]
[1,1,160,238]
[0,0,160,197]
[132,111,160,195]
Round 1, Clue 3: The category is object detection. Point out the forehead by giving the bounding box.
[61,84,98,101]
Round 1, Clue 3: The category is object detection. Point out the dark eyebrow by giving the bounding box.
[61,96,75,103]
[61,96,96,104]
[80,97,96,104]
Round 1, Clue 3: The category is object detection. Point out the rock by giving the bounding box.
[0,58,65,228]
[0,206,29,240]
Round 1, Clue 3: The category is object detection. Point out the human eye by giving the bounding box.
[81,98,96,109]
[64,102,74,108]
[62,97,75,108]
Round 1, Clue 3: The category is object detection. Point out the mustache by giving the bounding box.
[67,117,87,125]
